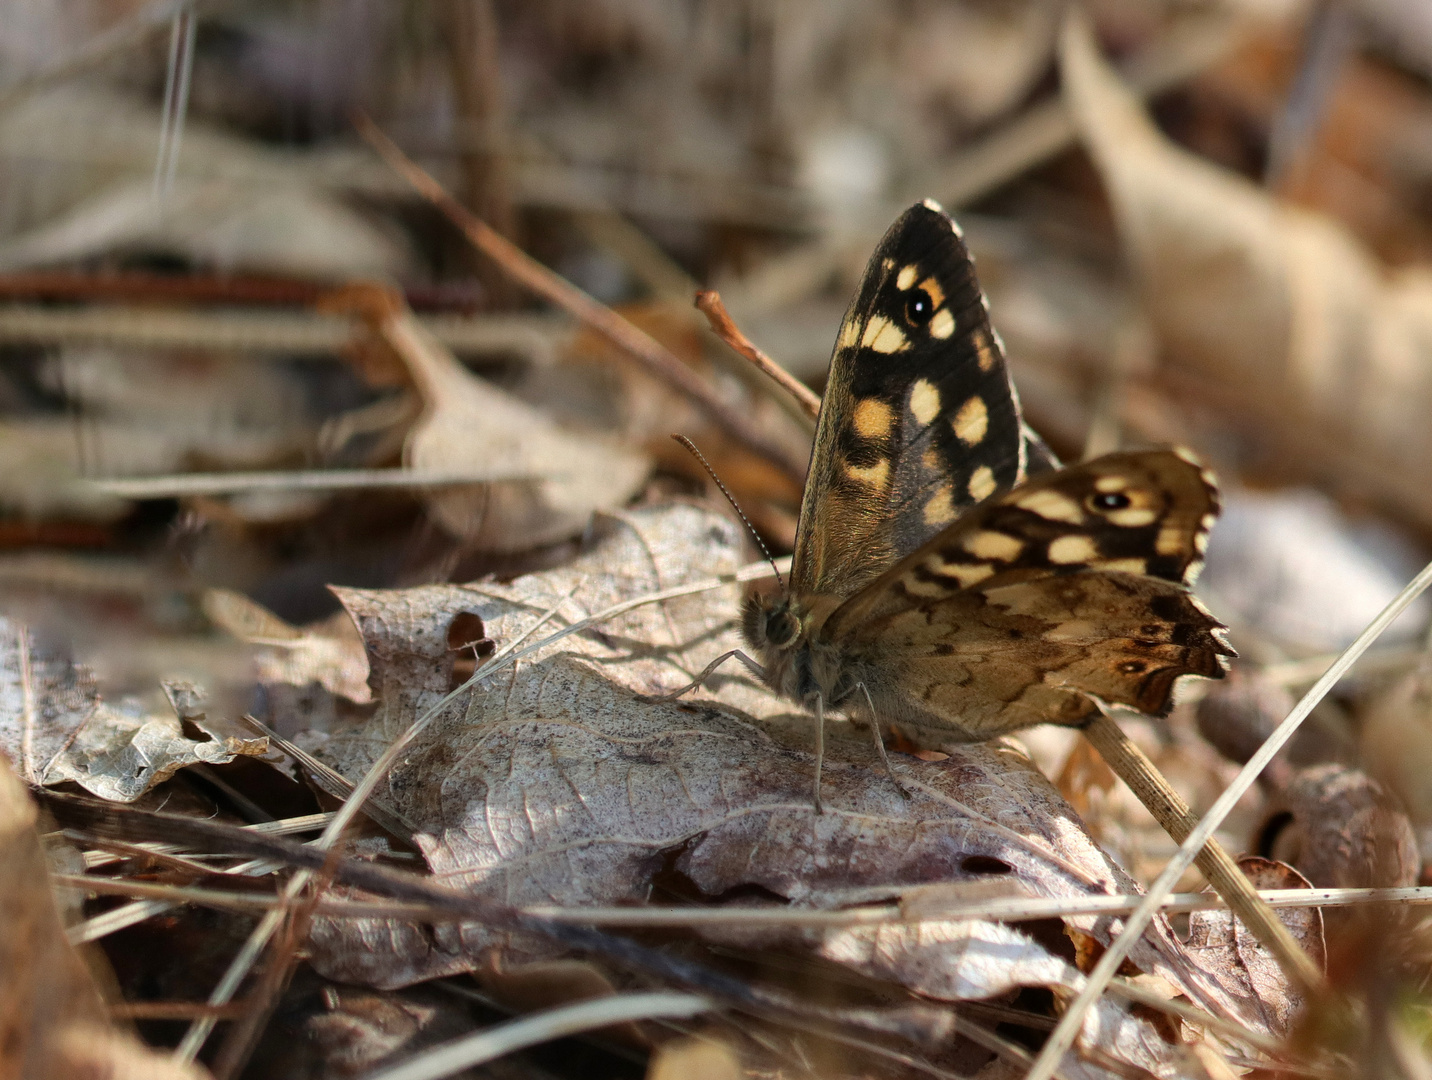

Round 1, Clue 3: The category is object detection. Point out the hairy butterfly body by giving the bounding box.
[735,201,1232,805]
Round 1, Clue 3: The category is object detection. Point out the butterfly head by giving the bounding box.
[742,591,804,655]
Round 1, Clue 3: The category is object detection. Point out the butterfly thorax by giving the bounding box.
[742,591,865,707]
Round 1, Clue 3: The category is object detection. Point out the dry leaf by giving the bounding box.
[303,503,1290,1066]
[379,297,649,552]
[0,616,266,801]
[1061,12,1432,527]
[203,588,372,707]
[1260,763,1420,889]
[1184,856,1325,1037]
[0,87,409,277]
[0,752,209,1080]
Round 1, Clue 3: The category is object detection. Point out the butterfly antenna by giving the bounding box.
[672,434,784,590]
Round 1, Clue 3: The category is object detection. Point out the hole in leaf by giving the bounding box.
[447,612,497,689]
[961,855,1014,875]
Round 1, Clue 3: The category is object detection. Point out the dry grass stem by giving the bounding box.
[61,870,1432,926]
[0,302,562,357]
[363,993,713,1080]
[1029,536,1432,1080]
[1081,712,1324,993]
[86,467,555,499]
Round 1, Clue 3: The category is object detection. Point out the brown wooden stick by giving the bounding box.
[354,113,808,484]
[695,289,822,422]
[1081,711,1324,995]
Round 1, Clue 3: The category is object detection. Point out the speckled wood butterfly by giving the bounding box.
[694,200,1233,808]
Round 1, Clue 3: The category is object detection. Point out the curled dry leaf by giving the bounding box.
[1061,13,1432,527]
[203,587,372,713]
[0,616,265,801]
[1259,763,1420,889]
[0,752,209,1080]
[1183,857,1325,1039]
[372,291,649,552]
[304,503,1295,1067]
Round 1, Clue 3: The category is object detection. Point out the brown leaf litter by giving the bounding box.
[0,750,208,1080]
[0,619,265,801]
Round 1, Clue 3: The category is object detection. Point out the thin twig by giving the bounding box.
[695,290,821,421]
[1028,553,1432,1080]
[61,873,1432,926]
[0,270,486,310]
[353,112,809,483]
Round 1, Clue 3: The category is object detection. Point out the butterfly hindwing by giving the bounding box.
[792,200,1043,600]
[822,450,1232,740]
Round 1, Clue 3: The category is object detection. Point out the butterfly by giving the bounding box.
[685,199,1233,810]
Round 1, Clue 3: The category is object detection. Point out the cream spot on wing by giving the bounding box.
[846,459,890,488]
[896,264,918,290]
[967,466,996,501]
[929,308,955,339]
[919,276,946,309]
[1094,474,1130,493]
[909,379,941,425]
[882,258,895,272]
[953,396,989,445]
[1104,506,1159,528]
[922,446,942,470]
[853,397,894,440]
[923,488,956,526]
[1201,512,1217,531]
[862,315,910,354]
[902,577,950,598]
[962,530,1023,561]
[1156,527,1187,556]
[837,317,860,350]
[1015,488,1084,524]
[975,331,997,371]
[1194,531,1210,554]
[1101,558,1148,574]
[928,555,994,587]
[1048,535,1098,564]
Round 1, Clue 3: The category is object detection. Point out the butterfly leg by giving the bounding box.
[806,691,826,815]
[856,682,909,800]
[653,649,766,701]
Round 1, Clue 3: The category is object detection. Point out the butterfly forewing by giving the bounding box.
[740,200,1231,760]
[793,200,1048,601]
